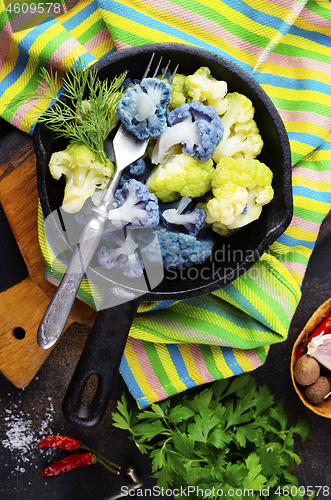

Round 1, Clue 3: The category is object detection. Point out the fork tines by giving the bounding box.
[142,52,178,84]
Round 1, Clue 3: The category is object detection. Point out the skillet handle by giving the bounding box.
[62,299,139,428]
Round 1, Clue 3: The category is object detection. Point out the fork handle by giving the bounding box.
[37,215,107,350]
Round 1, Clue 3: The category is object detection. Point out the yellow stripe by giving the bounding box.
[210,345,236,378]
[284,120,329,137]
[290,271,305,286]
[285,224,320,242]
[177,344,207,385]
[259,62,331,88]
[292,175,331,192]
[88,38,114,60]
[124,338,159,402]
[260,252,301,299]
[100,9,188,45]
[232,349,256,372]
[270,240,312,261]
[197,0,278,40]
[132,314,191,343]
[288,140,316,159]
[285,31,331,59]
[231,278,285,336]
[304,148,331,162]
[244,0,303,22]
[129,324,175,343]
[0,37,20,87]
[154,343,188,393]
[261,84,331,108]
[70,10,102,40]
[294,195,331,215]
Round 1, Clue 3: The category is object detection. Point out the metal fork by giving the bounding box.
[37,54,178,349]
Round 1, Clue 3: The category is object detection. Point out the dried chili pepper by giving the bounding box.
[42,452,96,476]
[38,435,121,476]
[296,314,331,360]
[38,435,81,451]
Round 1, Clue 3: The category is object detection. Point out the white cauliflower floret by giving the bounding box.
[196,157,274,236]
[49,142,114,213]
[213,92,263,162]
[184,67,228,115]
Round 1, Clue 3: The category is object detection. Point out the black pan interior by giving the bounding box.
[35,43,293,301]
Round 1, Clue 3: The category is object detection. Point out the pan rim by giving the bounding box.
[34,43,293,302]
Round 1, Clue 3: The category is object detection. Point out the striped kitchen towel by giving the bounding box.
[1,0,331,408]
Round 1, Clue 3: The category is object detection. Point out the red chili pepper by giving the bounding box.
[41,452,96,477]
[296,314,331,360]
[38,435,81,451]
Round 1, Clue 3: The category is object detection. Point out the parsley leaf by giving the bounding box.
[111,374,310,497]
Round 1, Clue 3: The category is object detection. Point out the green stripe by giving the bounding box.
[76,18,106,45]
[294,205,328,224]
[277,42,331,64]
[270,97,331,119]
[144,343,173,394]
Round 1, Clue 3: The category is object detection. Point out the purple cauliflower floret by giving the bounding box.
[154,227,215,269]
[98,228,144,278]
[107,179,159,228]
[151,101,223,164]
[162,207,207,236]
[119,157,150,188]
[116,77,172,140]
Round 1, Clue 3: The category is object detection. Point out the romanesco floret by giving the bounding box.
[97,228,144,278]
[184,67,228,115]
[200,157,274,233]
[154,227,215,269]
[151,101,223,164]
[146,149,214,202]
[116,77,172,140]
[213,92,263,162]
[49,141,115,213]
[107,179,159,227]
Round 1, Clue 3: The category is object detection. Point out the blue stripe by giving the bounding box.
[293,185,331,203]
[290,24,331,49]
[226,0,300,35]
[100,1,255,75]
[0,50,29,97]
[255,72,331,96]
[18,16,58,51]
[62,0,99,31]
[119,354,150,408]
[185,295,250,331]
[222,285,280,333]
[167,344,197,389]
[276,232,315,250]
[226,1,331,50]
[220,346,244,376]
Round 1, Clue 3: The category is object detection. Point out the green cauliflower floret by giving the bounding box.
[49,141,115,213]
[184,67,228,115]
[213,92,263,162]
[146,148,214,202]
[168,73,188,110]
[197,157,274,234]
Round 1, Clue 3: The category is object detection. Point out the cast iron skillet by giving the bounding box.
[34,43,293,428]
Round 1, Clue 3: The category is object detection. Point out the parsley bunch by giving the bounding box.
[112,374,311,500]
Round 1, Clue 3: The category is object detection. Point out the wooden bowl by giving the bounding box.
[291,298,331,418]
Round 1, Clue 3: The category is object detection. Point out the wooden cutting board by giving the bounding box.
[0,130,97,388]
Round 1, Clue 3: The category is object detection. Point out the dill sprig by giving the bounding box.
[12,60,128,163]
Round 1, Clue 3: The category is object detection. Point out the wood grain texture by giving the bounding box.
[0,130,97,388]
